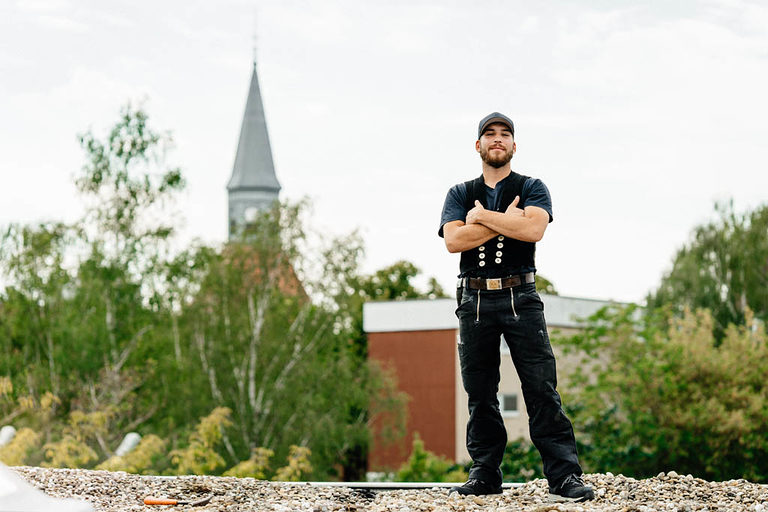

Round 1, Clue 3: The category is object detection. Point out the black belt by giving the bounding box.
[459,272,535,290]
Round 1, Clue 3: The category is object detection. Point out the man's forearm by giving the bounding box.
[444,223,499,253]
[476,210,545,242]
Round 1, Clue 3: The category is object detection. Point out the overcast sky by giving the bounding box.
[1,0,767,303]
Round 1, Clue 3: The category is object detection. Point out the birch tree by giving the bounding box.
[174,203,407,479]
[0,103,184,459]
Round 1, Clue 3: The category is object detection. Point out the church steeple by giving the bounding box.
[227,60,280,238]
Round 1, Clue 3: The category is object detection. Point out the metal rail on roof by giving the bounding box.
[282,482,523,490]
[148,476,524,490]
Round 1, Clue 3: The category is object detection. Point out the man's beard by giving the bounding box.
[480,147,514,168]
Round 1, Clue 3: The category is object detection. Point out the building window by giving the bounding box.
[499,393,519,416]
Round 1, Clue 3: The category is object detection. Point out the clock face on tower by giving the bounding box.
[244,206,260,223]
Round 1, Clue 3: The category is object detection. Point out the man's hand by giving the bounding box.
[465,200,485,224]
[460,195,547,243]
[467,196,523,226]
[505,196,524,217]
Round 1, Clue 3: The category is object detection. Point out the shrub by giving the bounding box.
[501,439,543,482]
[96,434,167,474]
[273,446,312,481]
[224,447,274,479]
[42,435,97,468]
[170,407,232,475]
[396,435,467,483]
[0,428,41,466]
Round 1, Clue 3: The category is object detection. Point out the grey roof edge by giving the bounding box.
[362,294,639,333]
[361,292,634,306]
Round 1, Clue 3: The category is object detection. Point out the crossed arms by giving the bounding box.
[442,196,550,254]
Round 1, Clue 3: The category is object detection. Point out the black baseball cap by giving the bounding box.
[478,112,514,139]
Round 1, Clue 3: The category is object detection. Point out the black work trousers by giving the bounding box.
[455,281,582,487]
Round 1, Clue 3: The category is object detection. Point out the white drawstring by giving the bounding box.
[473,286,520,323]
[510,288,518,318]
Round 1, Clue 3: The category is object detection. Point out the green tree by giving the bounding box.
[173,204,407,479]
[0,103,183,462]
[559,304,768,482]
[305,255,443,479]
[648,201,768,340]
[356,260,446,302]
[0,222,78,399]
[341,259,448,362]
[535,275,557,295]
[0,104,408,478]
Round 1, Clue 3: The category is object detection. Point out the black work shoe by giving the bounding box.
[548,474,595,502]
[449,478,502,496]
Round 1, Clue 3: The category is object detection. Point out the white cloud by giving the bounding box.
[33,13,88,32]
[14,0,72,14]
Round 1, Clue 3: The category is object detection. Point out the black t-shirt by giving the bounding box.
[438,174,553,238]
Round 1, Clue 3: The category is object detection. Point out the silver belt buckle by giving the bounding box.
[486,278,502,290]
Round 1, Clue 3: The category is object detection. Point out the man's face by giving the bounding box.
[476,123,515,168]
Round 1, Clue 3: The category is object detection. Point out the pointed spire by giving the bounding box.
[227,61,280,237]
[228,62,280,193]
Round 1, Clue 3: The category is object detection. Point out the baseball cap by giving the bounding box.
[478,112,514,139]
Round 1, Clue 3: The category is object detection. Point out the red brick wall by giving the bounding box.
[368,329,457,471]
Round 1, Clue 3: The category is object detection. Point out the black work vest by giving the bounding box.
[459,172,536,278]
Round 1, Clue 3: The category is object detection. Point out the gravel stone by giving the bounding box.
[8,467,768,511]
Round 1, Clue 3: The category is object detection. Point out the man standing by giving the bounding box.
[439,112,594,503]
